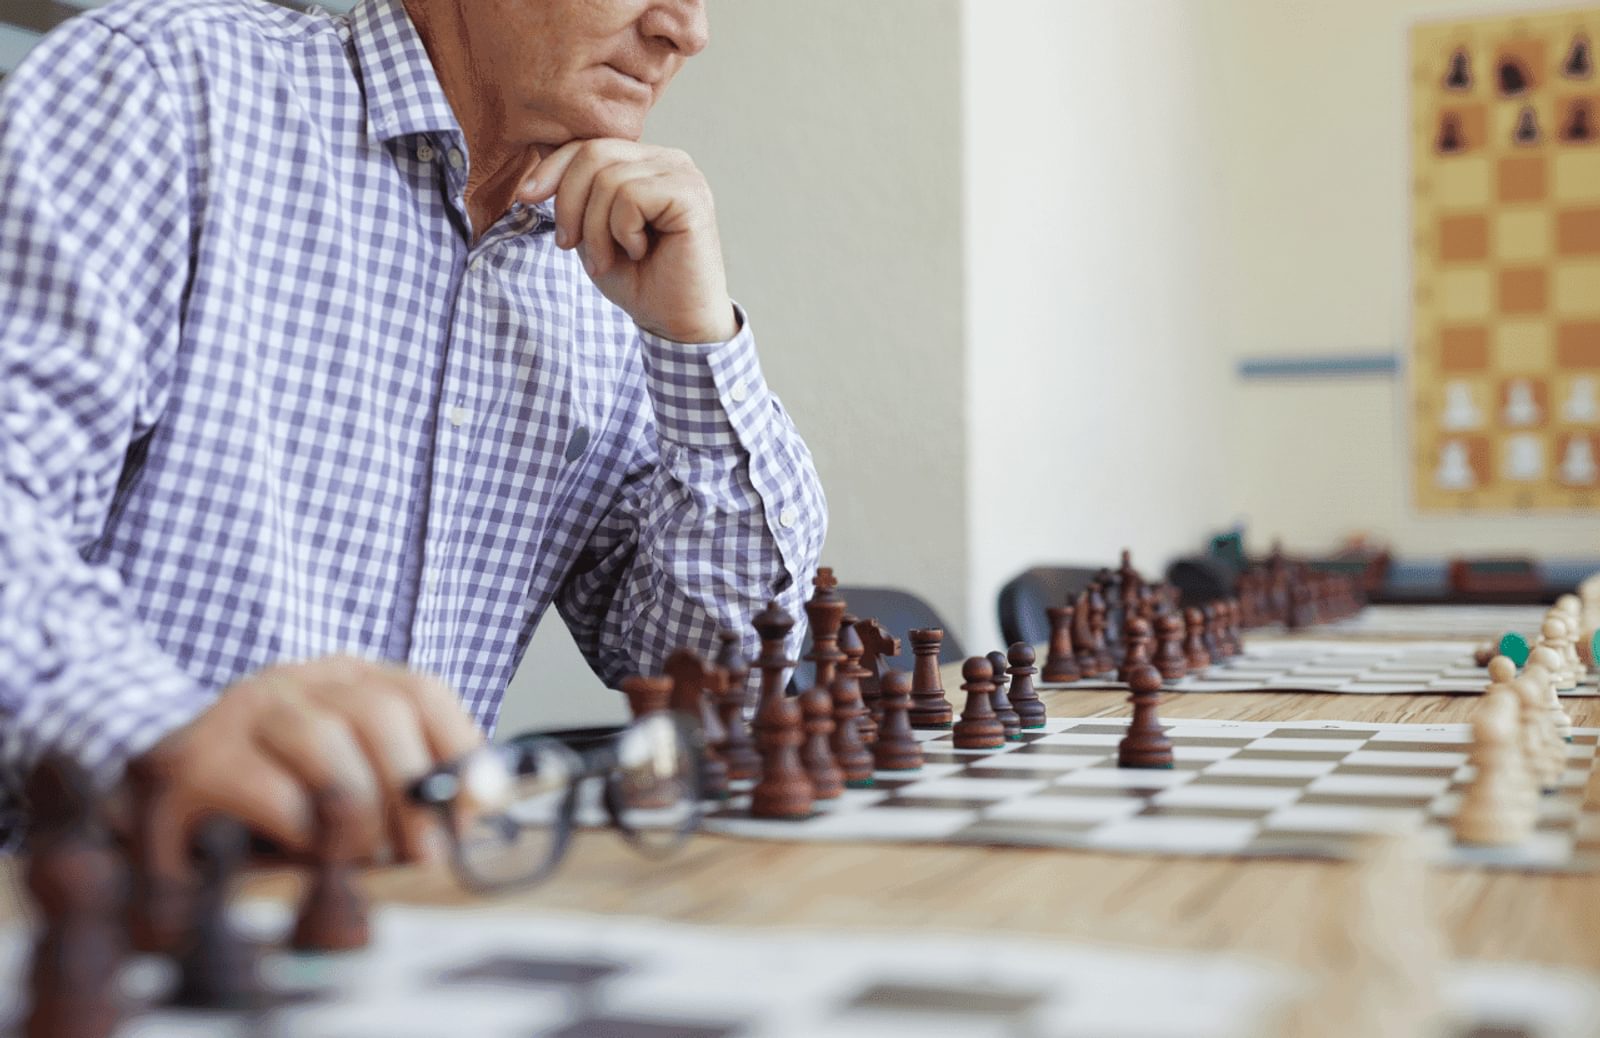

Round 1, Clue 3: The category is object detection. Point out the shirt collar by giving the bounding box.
[348,0,462,144]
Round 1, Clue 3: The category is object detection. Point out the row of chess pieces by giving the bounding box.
[1233,554,1365,630]
[1456,579,1600,848]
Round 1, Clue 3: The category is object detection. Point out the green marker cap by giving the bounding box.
[1497,631,1531,668]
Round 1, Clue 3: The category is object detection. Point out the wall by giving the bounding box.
[961,0,1236,650]
[1206,0,1600,559]
[504,0,968,731]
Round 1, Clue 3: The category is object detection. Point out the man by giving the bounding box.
[0,0,825,863]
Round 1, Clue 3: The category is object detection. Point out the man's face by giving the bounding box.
[458,0,709,146]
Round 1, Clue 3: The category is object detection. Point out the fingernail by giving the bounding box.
[555,228,570,248]
[583,255,597,276]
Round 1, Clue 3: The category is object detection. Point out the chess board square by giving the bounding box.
[952,819,1101,848]
[890,758,967,775]
[1368,729,1472,745]
[1246,737,1377,754]
[1447,830,1576,869]
[812,789,892,812]
[1011,744,1115,758]
[1153,783,1304,811]
[842,981,1046,1018]
[1203,757,1340,779]
[1308,774,1453,798]
[1164,735,1257,749]
[1333,763,1461,780]
[438,954,623,988]
[791,807,974,840]
[1060,723,1130,735]
[879,796,1019,812]
[1265,803,1427,833]
[1231,749,1348,763]
[1085,816,1258,854]
[1171,745,1243,763]
[981,795,1143,824]
[1031,733,1125,747]
[1299,792,1438,810]
[963,754,1102,774]
[1053,767,1195,790]
[1137,804,1276,822]
[1186,773,1320,789]
[1263,727,1379,740]
[545,1016,746,1038]
[892,776,1049,800]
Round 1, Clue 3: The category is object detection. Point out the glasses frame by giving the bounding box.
[410,711,705,894]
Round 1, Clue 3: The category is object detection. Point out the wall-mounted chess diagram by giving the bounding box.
[1414,10,1600,512]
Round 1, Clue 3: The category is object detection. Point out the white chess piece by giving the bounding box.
[1434,440,1475,490]
[1503,378,1542,427]
[1560,437,1597,486]
[1526,644,1575,752]
[1553,599,1586,683]
[1441,381,1483,430]
[1455,673,1536,846]
[1564,375,1599,423]
[1504,433,1545,481]
[1510,669,1564,791]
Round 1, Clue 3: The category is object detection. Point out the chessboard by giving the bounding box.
[1411,8,1600,512]
[2,902,1597,1038]
[700,716,1600,872]
[1042,638,1600,697]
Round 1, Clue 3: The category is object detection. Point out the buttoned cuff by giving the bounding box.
[638,304,773,451]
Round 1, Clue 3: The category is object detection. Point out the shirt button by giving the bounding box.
[449,405,467,428]
[729,379,749,404]
[448,148,465,170]
[416,143,435,163]
[779,507,798,529]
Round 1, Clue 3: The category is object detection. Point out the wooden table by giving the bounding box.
[2,673,1594,975]
[213,682,1600,976]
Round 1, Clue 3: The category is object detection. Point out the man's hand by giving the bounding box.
[517,140,737,345]
[122,656,483,871]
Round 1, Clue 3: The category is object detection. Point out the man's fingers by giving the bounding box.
[403,671,486,762]
[582,162,672,274]
[517,140,585,204]
[610,190,652,263]
[256,701,385,858]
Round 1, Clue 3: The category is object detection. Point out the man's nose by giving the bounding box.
[641,0,710,57]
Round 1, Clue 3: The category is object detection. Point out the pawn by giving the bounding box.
[1042,605,1081,683]
[1006,642,1048,730]
[872,670,925,771]
[1117,616,1155,684]
[751,695,815,819]
[715,631,761,782]
[1455,682,1537,847]
[290,791,371,953]
[798,685,844,800]
[1535,618,1580,692]
[988,650,1022,741]
[1526,644,1574,743]
[171,816,257,1009]
[952,657,1006,750]
[908,628,954,728]
[829,672,875,788]
[1510,669,1565,792]
[1118,663,1174,769]
[1151,613,1188,682]
[1182,607,1211,670]
[838,619,879,746]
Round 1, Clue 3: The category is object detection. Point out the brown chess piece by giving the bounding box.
[290,791,371,952]
[1072,590,1100,677]
[908,628,954,728]
[803,567,848,690]
[715,630,761,782]
[665,649,729,801]
[987,650,1021,741]
[1042,605,1080,683]
[620,674,672,718]
[872,670,925,771]
[798,685,845,800]
[854,617,900,731]
[1224,599,1246,656]
[952,657,1006,750]
[1117,616,1155,684]
[1118,663,1174,769]
[1564,99,1593,143]
[170,816,257,1010]
[1203,603,1226,660]
[1436,112,1464,153]
[838,617,878,745]
[1089,583,1115,673]
[24,757,128,1038]
[1182,607,1212,671]
[1006,642,1047,729]
[829,671,875,788]
[1152,613,1188,682]
[1445,47,1471,90]
[750,694,814,819]
[752,600,796,716]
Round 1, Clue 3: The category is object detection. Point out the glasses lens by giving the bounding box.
[610,714,700,854]
[451,744,575,889]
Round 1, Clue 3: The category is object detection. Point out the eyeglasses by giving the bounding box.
[409,712,704,893]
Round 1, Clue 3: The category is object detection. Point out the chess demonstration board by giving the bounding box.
[2,902,1598,1038]
[702,717,1600,872]
[1041,639,1599,697]
[1412,8,1600,512]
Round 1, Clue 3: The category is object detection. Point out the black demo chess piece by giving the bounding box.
[1118,662,1174,770]
[1565,34,1592,79]
[1564,100,1594,143]
[1445,47,1472,90]
[1436,113,1465,154]
[1499,56,1531,96]
[24,757,129,1038]
[1514,105,1541,145]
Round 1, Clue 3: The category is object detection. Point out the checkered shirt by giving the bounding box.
[0,0,826,804]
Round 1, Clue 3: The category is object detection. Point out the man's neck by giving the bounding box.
[401,0,543,242]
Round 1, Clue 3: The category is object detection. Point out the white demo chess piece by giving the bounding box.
[1454,661,1537,846]
[1505,434,1545,482]
[1560,436,1598,486]
[1441,381,1483,430]
[1435,440,1476,490]
[1503,378,1542,427]
[1563,375,1599,423]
